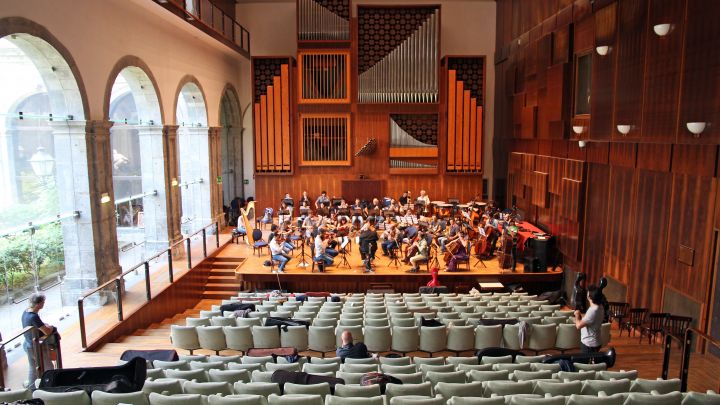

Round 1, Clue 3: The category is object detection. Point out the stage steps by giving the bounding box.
[202,256,245,299]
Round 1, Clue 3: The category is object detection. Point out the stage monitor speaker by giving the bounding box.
[523,256,543,273]
[419,286,449,294]
[528,236,553,270]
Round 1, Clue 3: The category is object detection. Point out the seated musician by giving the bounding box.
[336,216,351,249]
[337,199,350,223]
[299,190,311,207]
[269,233,291,273]
[397,208,415,226]
[406,230,429,273]
[297,200,311,227]
[278,198,293,224]
[269,224,294,253]
[417,189,431,206]
[380,221,400,257]
[446,231,469,272]
[314,229,338,267]
[399,191,409,206]
[351,198,364,227]
[358,218,379,273]
[315,190,330,210]
[369,198,384,224]
[438,219,460,252]
[388,199,401,214]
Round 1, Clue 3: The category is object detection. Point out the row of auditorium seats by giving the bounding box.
[10,379,715,405]
[170,321,611,355]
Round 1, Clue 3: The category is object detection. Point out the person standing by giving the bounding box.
[574,285,605,353]
[22,293,55,389]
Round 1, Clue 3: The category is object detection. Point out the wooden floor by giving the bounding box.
[4,228,720,393]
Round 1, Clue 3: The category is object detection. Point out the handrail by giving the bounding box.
[0,326,62,389]
[77,221,220,348]
[677,328,720,393]
[152,0,250,56]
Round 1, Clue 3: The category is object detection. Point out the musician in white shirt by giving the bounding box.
[417,190,430,206]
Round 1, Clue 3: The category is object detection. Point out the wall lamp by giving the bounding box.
[653,24,673,37]
[100,193,111,204]
[596,45,611,56]
[572,126,586,135]
[686,122,707,138]
[616,124,633,135]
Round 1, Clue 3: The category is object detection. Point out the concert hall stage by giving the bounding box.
[224,239,563,294]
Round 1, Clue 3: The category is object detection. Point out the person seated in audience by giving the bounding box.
[446,231,469,272]
[336,330,370,360]
[269,233,290,273]
[574,284,605,353]
[406,229,429,273]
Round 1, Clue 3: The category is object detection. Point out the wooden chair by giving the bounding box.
[664,315,692,346]
[638,312,669,344]
[607,302,630,328]
[620,308,648,337]
[250,229,268,256]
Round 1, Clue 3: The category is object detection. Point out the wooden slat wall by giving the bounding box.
[496,0,720,329]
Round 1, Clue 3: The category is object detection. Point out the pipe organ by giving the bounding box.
[252,2,485,204]
[357,6,439,104]
[445,56,484,173]
[252,57,294,173]
[298,0,350,41]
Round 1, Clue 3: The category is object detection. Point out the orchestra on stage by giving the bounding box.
[235,190,552,275]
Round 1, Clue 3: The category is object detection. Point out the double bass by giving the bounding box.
[443,237,462,264]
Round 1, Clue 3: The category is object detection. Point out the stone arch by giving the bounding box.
[0,17,88,120]
[174,75,208,127]
[103,55,164,124]
[219,83,242,127]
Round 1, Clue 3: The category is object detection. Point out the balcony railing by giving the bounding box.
[153,0,250,56]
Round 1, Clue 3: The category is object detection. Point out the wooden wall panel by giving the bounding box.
[671,144,717,177]
[613,0,648,140]
[604,166,636,285]
[637,143,672,172]
[678,0,720,144]
[664,175,717,303]
[641,0,685,143]
[589,3,617,141]
[582,163,610,284]
[628,169,672,309]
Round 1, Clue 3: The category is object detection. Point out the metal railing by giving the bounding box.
[77,221,220,349]
[155,0,250,56]
[662,327,720,392]
[0,325,63,389]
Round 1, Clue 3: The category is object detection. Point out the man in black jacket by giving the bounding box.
[359,218,379,273]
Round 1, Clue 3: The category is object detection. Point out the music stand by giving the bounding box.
[387,239,401,268]
[331,198,342,207]
[383,209,395,220]
[473,253,488,268]
[337,245,351,269]
[299,207,310,217]
[295,232,310,267]
[282,198,294,207]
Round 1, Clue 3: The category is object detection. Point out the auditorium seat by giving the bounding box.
[182,381,233,396]
[482,381,534,397]
[555,371,596,382]
[208,369,250,384]
[266,362,301,372]
[333,384,382,398]
[326,396,384,405]
[389,396,445,405]
[379,356,413,366]
[242,355,275,366]
[154,359,190,371]
[171,326,201,354]
[474,325,503,350]
[414,357,446,366]
[418,364,455,374]
[207,394,266,405]
[425,370,467,385]
[447,397,505,405]
[252,370,275,383]
[528,324,557,354]
[385,382,433,401]
[419,325,448,356]
[142,379,184,395]
[392,326,420,355]
[308,326,337,356]
[364,325,392,353]
[625,391,683,405]
[533,380,583,396]
[148,393,205,405]
[566,394,626,405]
[574,363,607,372]
[228,363,263,373]
[390,372,424,384]
[334,371,365,384]
[597,370,638,380]
[165,369,208,382]
[268,394,323,405]
[630,378,682,394]
[381,364,417,374]
[283,382,331,398]
[0,389,32,404]
[189,360,225,371]
[233,382,282,397]
[512,370,553,381]
[91,391,149,405]
[196,326,228,355]
[555,324,581,353]
[252,326,281,348]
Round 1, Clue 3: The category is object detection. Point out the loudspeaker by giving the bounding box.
[527,236,554,270]
[523,256,542,273]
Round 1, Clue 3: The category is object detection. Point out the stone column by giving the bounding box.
[177,126,212,233]
[162,125,184,255]
[208,126,224,227]
[136,125,171,256]
[53,120,122,306]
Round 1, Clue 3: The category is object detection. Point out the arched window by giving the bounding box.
[0,32,87,326]
[176,80,211,234]
[107,65,165,269]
